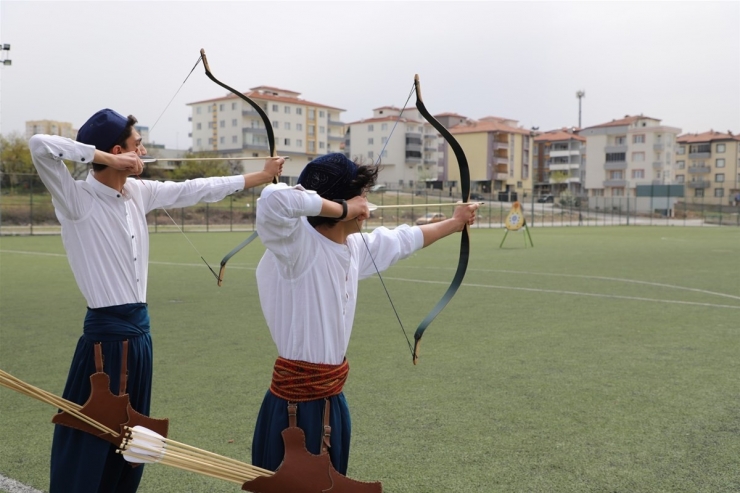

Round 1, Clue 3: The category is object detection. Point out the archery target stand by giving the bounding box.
[500,201,533,248]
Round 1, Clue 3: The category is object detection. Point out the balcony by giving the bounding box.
[328,119,344,126]
[424,133,437,139]
[492,142,509,150]
[424,159,436,165]
[689,152,711,159]
[605,145,628,153]
[653,143,664,151]
[687,180,710,189]
[327,135,344,142]
[604,161,627,170]
[242,109,260,117]
[688,166,710,174]
[652,161,663,169]
[494,173,508,181]
[550,163,579,172]
[603,179,628,187]
[549,149,579,158]
[244,127,267,135]
[243,142,269,151]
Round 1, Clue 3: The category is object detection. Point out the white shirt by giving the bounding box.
[30,134,245,308]
[256,183,424,365]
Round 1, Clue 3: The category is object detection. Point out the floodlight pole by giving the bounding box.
[576,90,585,128]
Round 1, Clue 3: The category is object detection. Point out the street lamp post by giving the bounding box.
[1,44,10,65]
[576,90,585,128]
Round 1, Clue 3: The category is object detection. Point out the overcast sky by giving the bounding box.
[1,1,738,149]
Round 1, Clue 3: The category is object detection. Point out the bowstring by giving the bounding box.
[358,81,417,357]
[138,53,221,281]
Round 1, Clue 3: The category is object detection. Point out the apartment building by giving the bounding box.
[579,115,681,198]
[533,128,586,197]
[676,130,740,203]
[345,106,442,189]
[188,86,345,180]
[448,116,534,198]
[25,120,76,140]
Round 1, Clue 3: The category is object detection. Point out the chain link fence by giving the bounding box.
[1,175,738,236]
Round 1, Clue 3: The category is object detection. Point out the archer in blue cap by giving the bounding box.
[29,108,284,493]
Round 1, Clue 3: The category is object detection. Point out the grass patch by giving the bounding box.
[1,226,739,492]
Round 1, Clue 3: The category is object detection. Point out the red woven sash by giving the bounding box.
[269,357,349,402]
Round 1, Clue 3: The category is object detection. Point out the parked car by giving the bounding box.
[537,194,554,203]
[369,184,387,192]
[470,193,485,201]
[415,212,446,225]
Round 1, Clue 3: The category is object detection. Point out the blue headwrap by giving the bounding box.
[298,153,358,200]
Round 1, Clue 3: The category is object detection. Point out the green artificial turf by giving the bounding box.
[1,226,738,492]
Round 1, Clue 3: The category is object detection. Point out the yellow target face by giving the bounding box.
[504,202,525,231]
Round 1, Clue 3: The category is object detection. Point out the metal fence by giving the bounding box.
[1,175,738,236]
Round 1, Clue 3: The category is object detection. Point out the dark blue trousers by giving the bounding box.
[252,391,352,475]
[50,304,152,493]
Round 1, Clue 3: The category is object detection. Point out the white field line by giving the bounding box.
[0,475,44,493]
[2,250,738,309]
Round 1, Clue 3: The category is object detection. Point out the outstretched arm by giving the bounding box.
[243,157,285,189]
[419,202,478,248]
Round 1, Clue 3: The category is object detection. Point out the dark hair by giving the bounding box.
[307,164,379,228]
[92,115,138,172]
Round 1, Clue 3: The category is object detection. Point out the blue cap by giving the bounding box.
[76,109,128,151]
[298,153,358,200]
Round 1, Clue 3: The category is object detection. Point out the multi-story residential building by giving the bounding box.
[345,106,442,189]
[533,128,586,197]
[579,115,681,198]
[188,86,345,181]
[25,120,76,140]
[448,116,534,198]
[676,130,740,203]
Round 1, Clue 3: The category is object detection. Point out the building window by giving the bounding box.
[196,107,201,114]
[715,173,725,183]
[308,126,315,136]
[284,138,290,146]
[381,123,388,131]
[232,136,237,143]
[613,188,625,196]
[592,189,604,197]
[715,188,724,197]
[606,153,626,162]
[716,143,726,153]
[632,152,645,162]
[308,141,315,152]
[677,146,685,155]
[676,160,685,169]
[219,104,224,111]
[615,136,626,145]
[296,108,303,115]
[297,123,303,131]
[319,126,325,134]
[220,136,224,144]
[368,125,374,132]
[368,138,374,145]
[296,139,303,147]
[689,144,711,153]
[632,169,645,179]
[610,171,623,179]
[273,121,279,129]
[197,138,202,146]
[220,120,225,128]
[676,175,684,183]
[232,119,237,127]
[232,103,237,110]
[308,109,315,119]
[319,110,325,118]
[197,123,202,130]
[716,158,725,168]
[272,104,279,112]
[381,150,388,158]
[284,122,291,130]
[381,137,388,144]
[319,142,325,149]
[367,150,374,159]
[694,188,704,198]
[284,106,291,114]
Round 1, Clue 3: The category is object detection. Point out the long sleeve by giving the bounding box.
[29,134,96,220]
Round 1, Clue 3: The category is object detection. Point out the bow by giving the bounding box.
[410,74,471,365]
[198,49,278,286]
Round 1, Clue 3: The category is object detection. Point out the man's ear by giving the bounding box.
[110,145,123,155]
